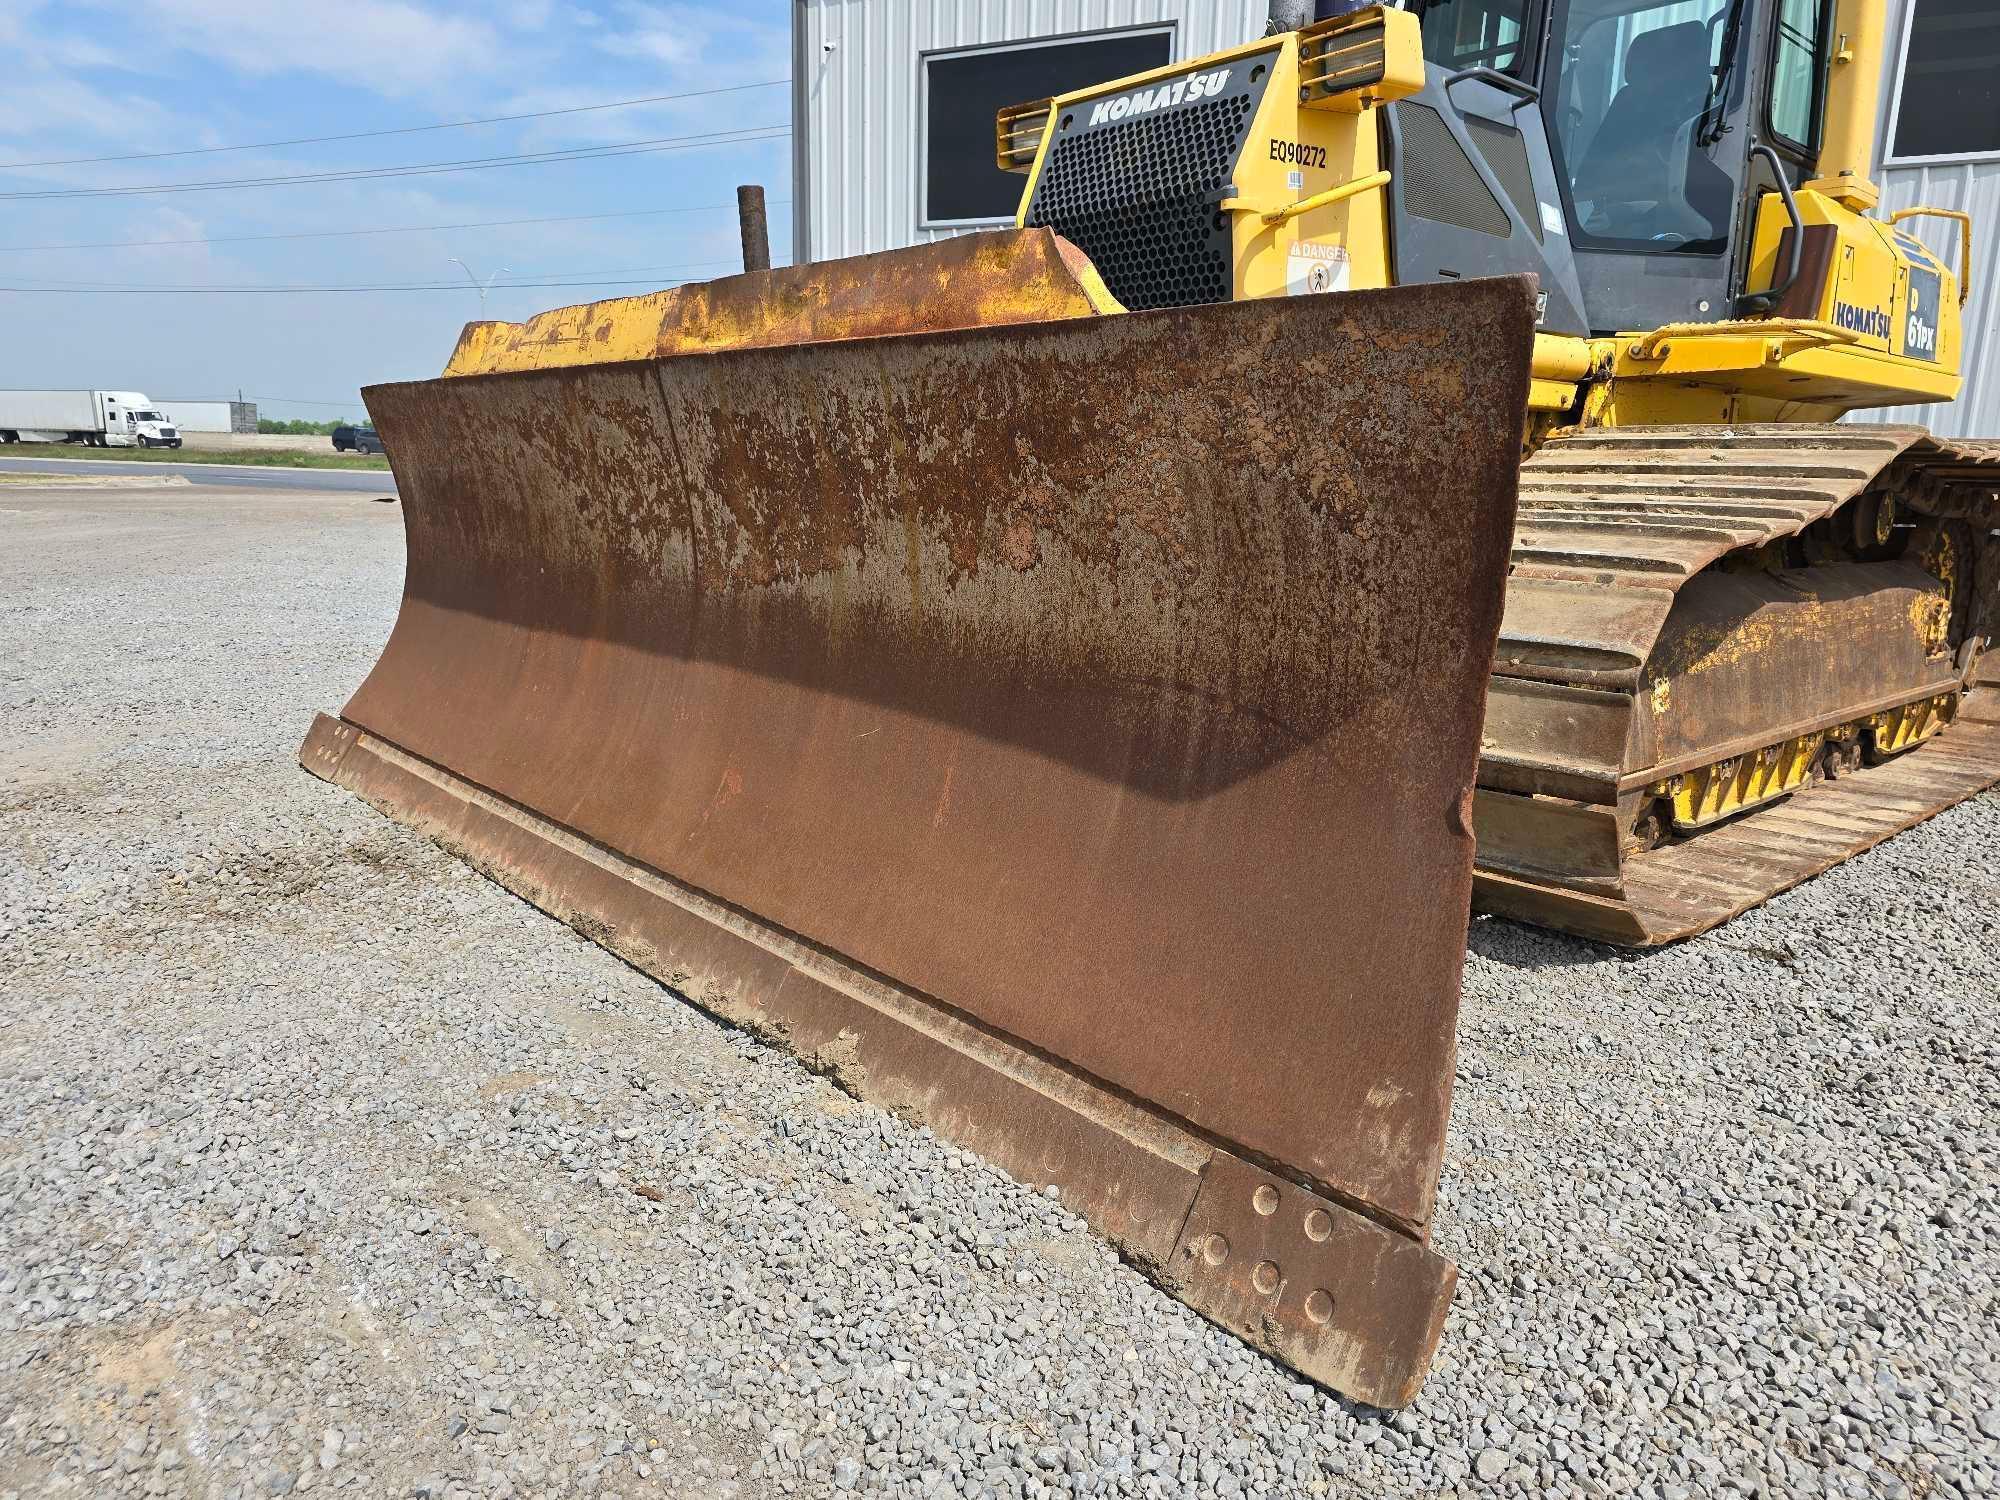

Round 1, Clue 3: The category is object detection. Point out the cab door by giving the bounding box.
[1382,0,1590,335]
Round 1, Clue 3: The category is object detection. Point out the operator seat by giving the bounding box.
[1571,22,1719,239]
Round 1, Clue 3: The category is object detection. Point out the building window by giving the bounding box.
[1890,0,2000,161]
[1768,0,1829,151]
[922,28,1174,227]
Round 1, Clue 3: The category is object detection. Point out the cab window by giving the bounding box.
[1547,0,1744,252]
[1769,0,1830,152]
[1395,0,1532,74]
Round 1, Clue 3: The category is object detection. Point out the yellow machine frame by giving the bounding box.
[1003,3,1972,435]
[1001,10,1424,305]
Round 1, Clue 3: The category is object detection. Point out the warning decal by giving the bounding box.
[1286,241,1351,298]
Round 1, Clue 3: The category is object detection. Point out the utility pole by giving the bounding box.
[737,184,770,273]
[449,258,512,314]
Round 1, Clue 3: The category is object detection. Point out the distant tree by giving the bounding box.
[257,417,348,435]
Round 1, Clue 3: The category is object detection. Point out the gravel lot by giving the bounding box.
[2,482,1995,1500]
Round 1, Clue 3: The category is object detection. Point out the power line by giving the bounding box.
[176,396,379,411]
[0,80,789,171]
[162,395,375,409]
[0,125,790,202]
[0,201,791,255]
[241,396,380,409]
[6,258,740,291]
[0,276,735,295]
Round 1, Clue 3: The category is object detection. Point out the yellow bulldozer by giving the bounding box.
[304,0,1997,1406]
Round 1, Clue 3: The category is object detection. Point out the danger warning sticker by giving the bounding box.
[1286,242,1351,298]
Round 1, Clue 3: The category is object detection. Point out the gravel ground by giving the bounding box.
[2,483,1995,1500]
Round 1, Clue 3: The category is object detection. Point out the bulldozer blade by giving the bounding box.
[301,265,1536,1407]
[443,230,1125,373]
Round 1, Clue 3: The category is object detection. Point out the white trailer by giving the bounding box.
[0,390,181,448]
[157,399,257,434]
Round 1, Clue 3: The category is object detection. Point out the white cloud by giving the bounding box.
[503,0,557,29]
[0,75,179,148]
[76,0,506,95]
[0,0,34,46]
[597,2,788,82]
[0,0,788,412]
[34,33,147,71]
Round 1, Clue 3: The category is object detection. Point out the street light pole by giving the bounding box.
[449,257,512,314]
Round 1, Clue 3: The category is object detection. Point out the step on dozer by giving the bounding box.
[302,231,1536,1406]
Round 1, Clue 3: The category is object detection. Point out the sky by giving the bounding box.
[0,0,794,422]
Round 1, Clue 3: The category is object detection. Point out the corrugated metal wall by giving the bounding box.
[794,0,1264,263]
[1869,164,2000,437]
[1855,0,2000,439]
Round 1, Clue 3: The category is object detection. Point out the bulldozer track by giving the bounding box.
[1478,713,2000,945]
[1498,424,1958,694]
[1477,423,2000,944]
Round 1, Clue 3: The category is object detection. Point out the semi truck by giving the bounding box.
[0,391,181,448]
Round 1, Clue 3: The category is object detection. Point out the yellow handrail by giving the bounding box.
[1221,171,1393,226]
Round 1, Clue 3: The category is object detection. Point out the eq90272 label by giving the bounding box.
[1269,139,1328,170]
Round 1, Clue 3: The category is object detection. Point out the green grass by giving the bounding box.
[0,441,391,471]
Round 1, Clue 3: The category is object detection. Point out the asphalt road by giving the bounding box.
[0,453,394,493]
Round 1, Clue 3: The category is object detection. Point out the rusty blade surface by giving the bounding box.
[316,276,1532,1400]
[300,709,1462,1406]
[348,276,1531,1228]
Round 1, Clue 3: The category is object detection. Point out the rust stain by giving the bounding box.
[997,518,1042,572]
[931,758,956,830]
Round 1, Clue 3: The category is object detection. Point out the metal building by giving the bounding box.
[1861,0,1999,438]
[792,0,1996,433]
[791,1,1265,263]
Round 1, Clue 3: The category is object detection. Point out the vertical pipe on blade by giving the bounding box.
[737,184,772,273]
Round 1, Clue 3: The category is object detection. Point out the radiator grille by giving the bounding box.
[1398,102,1510,239]
[1027,93,1253,311]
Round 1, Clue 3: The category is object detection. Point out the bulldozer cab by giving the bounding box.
[1385,0,1825,333]
[1008,1,1840,337]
